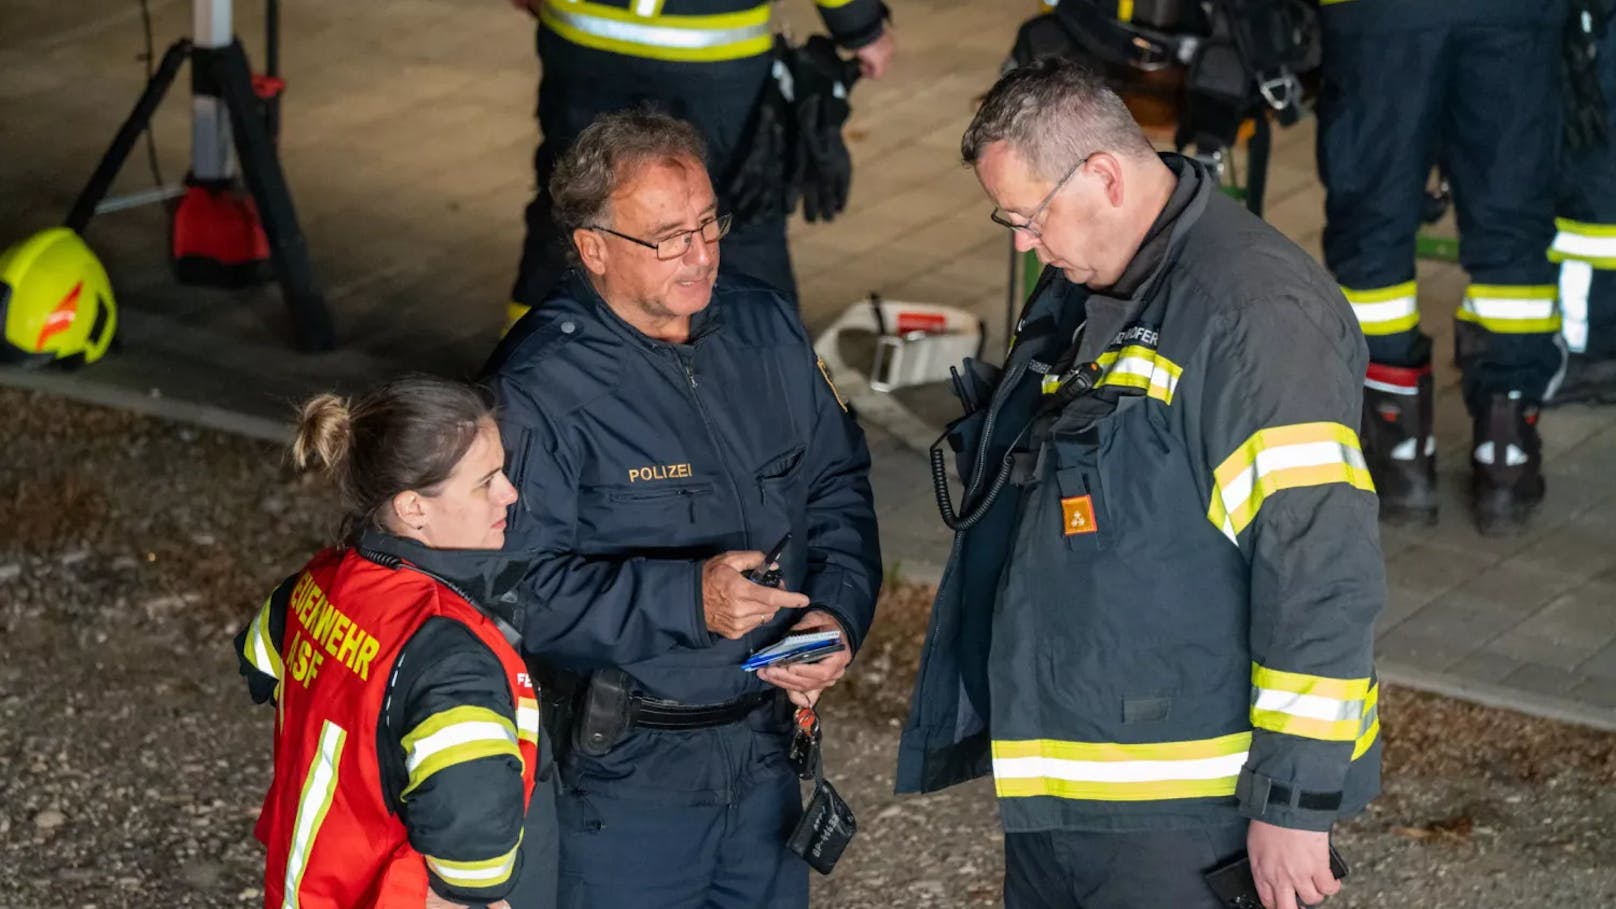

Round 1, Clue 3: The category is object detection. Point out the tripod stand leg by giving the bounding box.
[66,39,192,233]
[206,39,335,352]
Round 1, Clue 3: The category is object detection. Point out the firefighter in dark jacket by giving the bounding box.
[1315,0,1566,534]
[899,60,1383,909]
[235,377,556,909]
[504,0,895,318]
[482,109,881,909]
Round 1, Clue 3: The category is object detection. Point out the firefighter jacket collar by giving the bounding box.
[353,528,529,643]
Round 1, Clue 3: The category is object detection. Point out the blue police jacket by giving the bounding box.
[483,270,881,705]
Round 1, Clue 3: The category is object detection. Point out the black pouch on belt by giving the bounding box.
[573,668,635,757]
[785,707,857,874]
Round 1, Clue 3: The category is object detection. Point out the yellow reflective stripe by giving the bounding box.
[1251,663,1370,702]
[401,706,520,797]
[816,0,860,8]
[283,721,347,909]
[992,732,1250,801]
[1457,284,1561,334]
[1341,281,1417,305]
[1095,344,1183,404]
[1117,0,1135,21]
[244,594,284,682]
[516,696,541,748]
[1250,709,1360,741]
[540,0,773,62]
[1342,282,1420,336]
[1207,422,1375,542]
[1040,373,1062,395]
[425,833,523,890]
[1549,219,1616,267]
[1352,684,1381,760]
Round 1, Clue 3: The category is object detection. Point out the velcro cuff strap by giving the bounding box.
[1237,766,1343,813]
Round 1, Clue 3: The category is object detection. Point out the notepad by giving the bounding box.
[742,631,844,671]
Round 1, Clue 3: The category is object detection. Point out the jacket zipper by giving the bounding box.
[658,344,753,549]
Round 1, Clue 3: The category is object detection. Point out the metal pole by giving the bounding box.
[191,0,235,181]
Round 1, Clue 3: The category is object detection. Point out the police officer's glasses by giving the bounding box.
[588,213,733,260]
[989,154,1092,240]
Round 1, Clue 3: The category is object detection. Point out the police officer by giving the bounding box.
[1315,0,1565,534]
[504,0,895,318]
[483,108,881,909]
[1550,0,1616,404]
[900,60,1383,909]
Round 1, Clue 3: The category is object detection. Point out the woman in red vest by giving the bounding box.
[235,375,551,909]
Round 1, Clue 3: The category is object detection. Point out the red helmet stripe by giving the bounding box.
[35,280,82,350]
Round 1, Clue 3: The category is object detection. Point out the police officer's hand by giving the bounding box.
[1248,821,1340,909]
[756,610,851,709]
[852,29,896,80]
[701,551,810,640]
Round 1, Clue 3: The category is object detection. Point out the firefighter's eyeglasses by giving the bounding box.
[588,214,733,260]
[989,154,1092,240]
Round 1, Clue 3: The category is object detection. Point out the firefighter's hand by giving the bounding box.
[756,610,851,709]
[853,29,895,80]
[1248,821,1340,909]
[424,891,510,909]
[702,551,810,640]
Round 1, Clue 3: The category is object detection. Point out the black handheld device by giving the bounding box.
[743,533,791,587]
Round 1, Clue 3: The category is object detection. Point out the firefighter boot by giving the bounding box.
[1361,364,1438,525]
[1470,393,1546,537]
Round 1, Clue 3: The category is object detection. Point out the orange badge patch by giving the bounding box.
[1061,495,1098,536]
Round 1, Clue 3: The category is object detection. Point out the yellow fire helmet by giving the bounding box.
[0,227,118,368]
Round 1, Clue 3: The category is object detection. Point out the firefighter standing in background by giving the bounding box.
[1315,0,1566,535]
[504,0,896,319]
[1551,0,1616,404]
[236,377,555,909]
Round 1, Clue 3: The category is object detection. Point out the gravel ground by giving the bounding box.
[2,386,1615,908]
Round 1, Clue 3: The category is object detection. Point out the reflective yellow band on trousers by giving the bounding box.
[1095,344,1183,405]
[541,0,773,62]
[992,732,1251,801]
[1342,281,1419,336]
[1251,663,1371,742]
[1455,284,1561,335]
[1207,422,1375,543]
[1548,218,1616,269]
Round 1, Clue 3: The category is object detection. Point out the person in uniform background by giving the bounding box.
[1315,0,1565,534]
[503,0,895,319]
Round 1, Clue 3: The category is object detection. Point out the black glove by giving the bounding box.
[727,37,796,226]
[788,35,860,223]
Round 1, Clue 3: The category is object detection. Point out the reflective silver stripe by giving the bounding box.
[544,4,769,50]
[1560,260,1592,353]
[1462,294,1557,322]
[1552,227,1616,262]
[283,721,346,909]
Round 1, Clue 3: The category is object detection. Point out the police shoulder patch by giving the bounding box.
[816,355,849,413]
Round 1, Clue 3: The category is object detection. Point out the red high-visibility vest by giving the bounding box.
[255,548,539,909]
